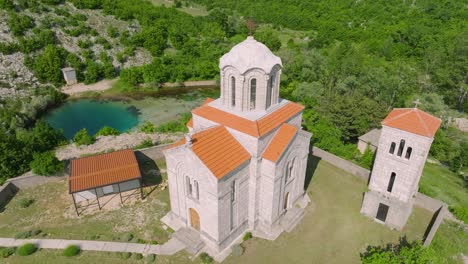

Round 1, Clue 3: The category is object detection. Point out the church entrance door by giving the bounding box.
[189,208,200,231]
[376,203,389,222]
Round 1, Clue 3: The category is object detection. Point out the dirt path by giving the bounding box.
[61,79,116,95]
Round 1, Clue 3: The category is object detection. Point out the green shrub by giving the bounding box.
[145,253,156,262]
[199,252,213,264]
[63,245,80,257]
[242,232,252,241]
[134,253,143,260]
[15,230,41,239]
[16,243,37,256]
[139,121,156,133]
[18,198,35,209]
[73,128,95,146]
[0,247,15,258]
[120,233,134,242]
[30,151,64,176]
[449,205,468,224]
[135,138,153,150]
[95,126,121,137]
[150,240,158,245]
[119,252,132,259]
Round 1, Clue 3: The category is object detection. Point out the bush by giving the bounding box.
[30,151,64,176]
[199,252,213,264]
[120,233,134,242]
[18,198,35,209]
[139,121,156,133]
[448,205,468,224]
[73,128,95,146]
[145,253,156,262]
[16,243,37,256]
[135,138,154,150]
[0,247,15,258]
[63,245,80,257]
[242,232,252,241]
[95,126,121,137]
[134,253,143,260]
[119,252,131,259]
[231,244,244,256]
[15,230,41,239]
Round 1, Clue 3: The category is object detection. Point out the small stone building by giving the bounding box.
[162,36,312,254]
[61,67,77,85]
[361,108,441,229]
[357,128,381,154]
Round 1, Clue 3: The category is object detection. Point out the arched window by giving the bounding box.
[231,76,236,107]
[397,139,405,157]
[193,180,199,200]
[405,147,412,160]
[266,74,275,108]
[387,172,396,192]
[285,158,296,183]
[186,176,192,197]
[250,78,256,110]
[231,181,236,202]
[389,142,396,154]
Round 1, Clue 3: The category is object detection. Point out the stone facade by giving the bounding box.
[361,120,437,230]
[162,37,312,256]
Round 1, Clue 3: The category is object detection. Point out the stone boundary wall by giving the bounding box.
[414,192,447,212]
[5,173,65,189]
[422,204,447,246]
[311,146,371,181]
[138,143,172,161]
[0,182,18,209]
[162,80,217,88]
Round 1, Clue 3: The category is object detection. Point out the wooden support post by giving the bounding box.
[139,179,144,200]
[95,188,101,210]
[71,193,79,216]
[117,183,123,205]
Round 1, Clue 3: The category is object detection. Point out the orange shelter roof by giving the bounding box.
[262,124,298,162]
[165,126,251,179]
[382,108,441,138]
[69,149,141,193]
[192,101,304,137]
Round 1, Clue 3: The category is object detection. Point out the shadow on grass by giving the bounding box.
[0,183,19,213]
[135,151,162,198]
[304,155,321,190]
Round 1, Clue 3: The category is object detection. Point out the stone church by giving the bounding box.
[361,108,441,229]
[162,36,312,253]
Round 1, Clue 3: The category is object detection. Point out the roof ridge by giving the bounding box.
[382,108,411,124]
[414,109,431,136]
[71,163,139,180]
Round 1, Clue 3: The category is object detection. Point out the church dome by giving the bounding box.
[220,36,282,74]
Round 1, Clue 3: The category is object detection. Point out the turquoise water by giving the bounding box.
[44,99,140,139]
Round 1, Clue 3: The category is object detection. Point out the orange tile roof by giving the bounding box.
[69,149,141,193]
[263,124,298,162]
[382,108,441,138]
[165,126,251,179]
[192,101,304,137]
[187,118,193,128]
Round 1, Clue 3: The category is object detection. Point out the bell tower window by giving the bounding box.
[405,147,412,160]
[387,172,396,192]
[397,139,405,157]
[231,76,236,107]
[389,142,396,154]
[266,74,275,109]
[250,78,256,110]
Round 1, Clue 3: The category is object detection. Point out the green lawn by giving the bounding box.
[420,162,468,208]
[1,158,464,263]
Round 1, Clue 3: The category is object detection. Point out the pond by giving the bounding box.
[44,97,203,139]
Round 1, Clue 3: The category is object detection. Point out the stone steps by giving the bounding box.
[172,228,204,255]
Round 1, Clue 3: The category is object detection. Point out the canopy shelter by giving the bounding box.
[69,149,143,216]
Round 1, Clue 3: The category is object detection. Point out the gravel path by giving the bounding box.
[61,79,116,95]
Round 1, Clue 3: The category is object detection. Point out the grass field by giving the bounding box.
[0,158,465,263]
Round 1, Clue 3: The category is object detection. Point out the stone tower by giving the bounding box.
[360,108,441,229]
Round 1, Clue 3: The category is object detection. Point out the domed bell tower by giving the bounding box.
[219,36,282,113]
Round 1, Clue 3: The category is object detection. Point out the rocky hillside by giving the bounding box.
[0,1,151,98]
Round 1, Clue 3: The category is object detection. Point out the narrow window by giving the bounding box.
[387,172,396,192]
[250,78,256,110]
[266,74,274,108]
[186,176,192,197]
[405,147,412,160]
[389,142,396,154]
[231,181,236,202]
[397,139,405,157]
[231,76,236,107]
[193,180,199,200]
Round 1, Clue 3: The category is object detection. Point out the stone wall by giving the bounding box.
[5,173,64,189]
[311,147,371,181]
[422,204,447,247]
[0,182,18,209]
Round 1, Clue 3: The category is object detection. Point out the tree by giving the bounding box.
[73,128,94,146]
[33,45,67,85]
[361,237,435,264]
[84,61,103,84]
[95,126,120,137]
[30,151,64,176]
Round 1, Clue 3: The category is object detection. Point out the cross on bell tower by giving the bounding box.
[246,18,255,36]
[413,99,421,108]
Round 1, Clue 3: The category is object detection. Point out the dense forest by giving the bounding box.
[0,0,466,181]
